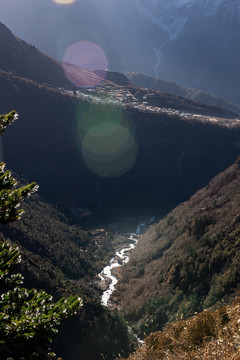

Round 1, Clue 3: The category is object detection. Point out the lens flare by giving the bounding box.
[74,105,137,177]
[53,0,76,5]
[63,41,108,87]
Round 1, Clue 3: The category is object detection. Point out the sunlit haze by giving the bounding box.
[52,0,76,5]
[63,41,108,86]
[75,105,137,177]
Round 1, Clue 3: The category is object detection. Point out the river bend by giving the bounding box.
[98,218,155,307]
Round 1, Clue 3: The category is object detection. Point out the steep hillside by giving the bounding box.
[122,298,240,360]
[1,69,240,222]
[126,85,237,117]
[2,186,135,360]
[3,192,96,298]
[0,21,240,222]
[0,21,72,88]
[126,72,240,116]
[114,158,240,336]
[0,21,130,90]
[126,72,186,97]
[0,68,240,221]
[0,0,162,77]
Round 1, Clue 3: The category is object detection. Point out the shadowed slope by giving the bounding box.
[114,158,240,336]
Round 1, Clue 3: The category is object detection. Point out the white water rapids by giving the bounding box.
[98,217,155,307]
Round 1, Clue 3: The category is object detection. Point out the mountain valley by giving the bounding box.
[0,23,239,220]
[1,17,240,360]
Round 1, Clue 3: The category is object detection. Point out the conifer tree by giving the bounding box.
[0,111,83,359]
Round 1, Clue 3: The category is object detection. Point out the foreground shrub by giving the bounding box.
[121,298,240,360]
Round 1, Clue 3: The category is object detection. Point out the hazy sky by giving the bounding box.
[0,0,160,75]
[1,0,239,104]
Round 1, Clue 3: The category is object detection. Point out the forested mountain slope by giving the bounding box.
[3,192,96,298]
[2,184,135,360]
[1,69,240,221]
[114,157,240,337]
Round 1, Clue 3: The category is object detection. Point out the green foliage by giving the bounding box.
[0,162,38,224]
[0,226,82,360]
[0,110,17,133]
[129,292,206,338]
[0,238,23,289]
[0,279,82,359]
[0,111,83,359]
[2,193,120,299]
[0,111,38,225]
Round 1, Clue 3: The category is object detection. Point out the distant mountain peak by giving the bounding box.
[133,0,235,38]
[134,0,192,38]
[132,0,240,105]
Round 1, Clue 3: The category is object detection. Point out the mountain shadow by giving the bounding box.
[114,157,240,336]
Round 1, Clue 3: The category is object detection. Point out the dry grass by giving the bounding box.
[120,298,240,360]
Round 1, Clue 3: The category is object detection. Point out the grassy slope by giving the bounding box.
[121,297,240,360]
[115,158,240,337]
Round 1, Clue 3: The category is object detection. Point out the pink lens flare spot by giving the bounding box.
[62,41,108,87]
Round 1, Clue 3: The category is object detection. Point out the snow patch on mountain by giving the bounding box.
[134,0,236,77]
[134,0,233,35]
[134,0,196,76]
[134,0,192,38]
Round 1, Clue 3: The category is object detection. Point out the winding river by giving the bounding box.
[98,217,155,307]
